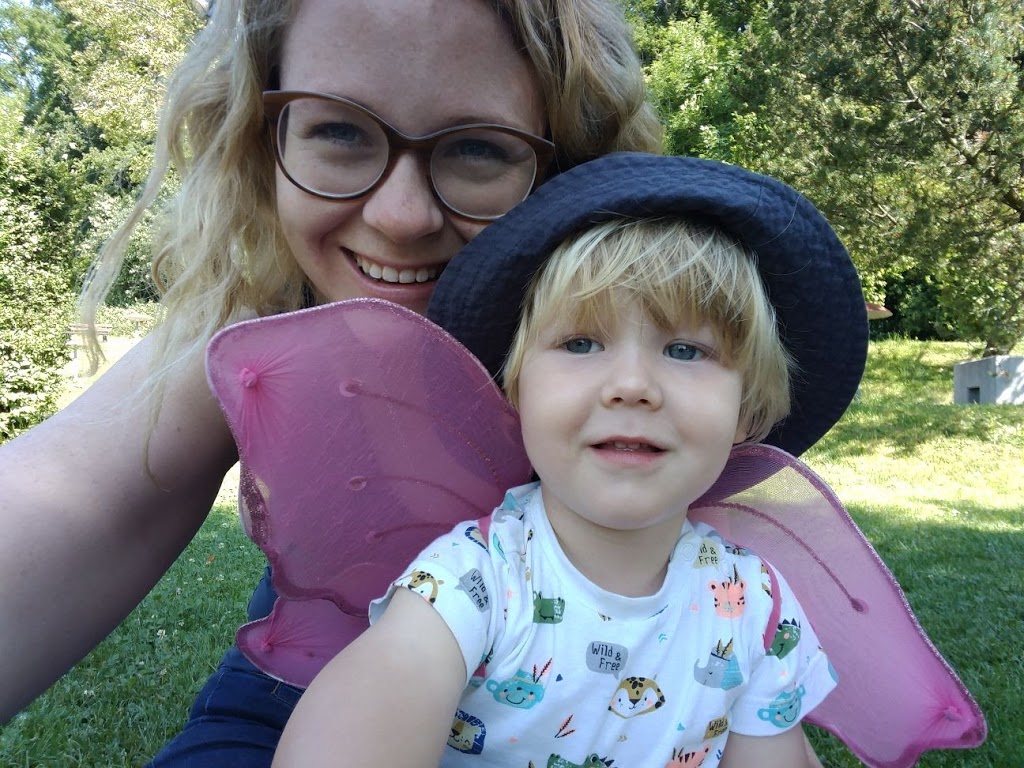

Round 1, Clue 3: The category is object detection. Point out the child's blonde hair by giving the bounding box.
[503,218,794,443]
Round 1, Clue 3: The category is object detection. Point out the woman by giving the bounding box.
[0,0,660,763]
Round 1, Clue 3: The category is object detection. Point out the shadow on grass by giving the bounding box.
[811,400,1024,460]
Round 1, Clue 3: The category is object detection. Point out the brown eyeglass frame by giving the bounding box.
[262,90,556,221]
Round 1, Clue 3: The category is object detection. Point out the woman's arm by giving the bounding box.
[273,587,467,768]
[719,727,822,768]
[0,334,238,722]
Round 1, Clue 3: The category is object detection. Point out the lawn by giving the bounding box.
[1,339,1021,766]
[801,340,1023,767]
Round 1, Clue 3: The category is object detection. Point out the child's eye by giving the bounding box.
[563,337,602,354]
[665,342,707,361]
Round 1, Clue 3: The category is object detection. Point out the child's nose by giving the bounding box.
[600,351,663,409]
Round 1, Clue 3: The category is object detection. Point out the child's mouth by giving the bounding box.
[594,441,663,453]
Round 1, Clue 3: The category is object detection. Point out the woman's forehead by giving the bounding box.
[279,0,545,135]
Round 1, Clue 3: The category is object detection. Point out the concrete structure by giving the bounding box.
[953,356,1024,405]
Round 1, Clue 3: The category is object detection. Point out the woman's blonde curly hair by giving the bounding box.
[80,0,663,387]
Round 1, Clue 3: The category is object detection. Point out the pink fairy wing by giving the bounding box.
[206,299,532,687]
[690,443,986,768]
[206,301,985,765]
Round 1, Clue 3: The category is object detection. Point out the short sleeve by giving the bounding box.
[369,520,504,685]
[729,562,838,735]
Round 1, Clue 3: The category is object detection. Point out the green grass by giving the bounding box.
[0,506,264,767]
[2,339,1021,766]
[802,340,1023,767]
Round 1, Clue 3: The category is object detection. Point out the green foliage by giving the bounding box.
[641,14,752,159]
[78,187,168,306]
[0,0,198,438]
[626,1,769,163]
[751,0,1024,353]
[634,0,1024,354]
[0,98,77,439]
[936,228,1024,356]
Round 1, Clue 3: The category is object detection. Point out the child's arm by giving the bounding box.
[272,587,467,767]
[719,728,821,768]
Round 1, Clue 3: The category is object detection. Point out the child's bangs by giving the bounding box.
[535,219,762,360]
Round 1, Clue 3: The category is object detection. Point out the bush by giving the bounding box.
[0,125,79,441]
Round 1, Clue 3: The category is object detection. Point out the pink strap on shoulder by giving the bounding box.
[477,515,491,543]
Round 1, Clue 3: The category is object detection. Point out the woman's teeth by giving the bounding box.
[355,255,439,284]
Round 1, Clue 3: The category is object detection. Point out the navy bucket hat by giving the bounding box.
[427,153,868,457]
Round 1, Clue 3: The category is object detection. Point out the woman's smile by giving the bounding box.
[350,251,444,285]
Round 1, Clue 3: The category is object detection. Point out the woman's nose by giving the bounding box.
[361,152,446,242]
[600,351,663,409]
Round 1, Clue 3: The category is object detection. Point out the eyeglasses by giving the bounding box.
[263,90,556,221]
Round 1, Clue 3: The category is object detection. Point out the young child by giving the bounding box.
[272,154,865,768]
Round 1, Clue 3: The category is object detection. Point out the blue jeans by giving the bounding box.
[148,567,302,767]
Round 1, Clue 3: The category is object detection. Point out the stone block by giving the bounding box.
[953,356,1024,405]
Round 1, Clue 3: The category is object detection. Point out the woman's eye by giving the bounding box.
[450,138,509,162]
[308,121,367,146]
[665,342,707,361]
[438,131,534,168]
[563,337,601,354]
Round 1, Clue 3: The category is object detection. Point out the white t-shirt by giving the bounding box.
[371,482,837,767]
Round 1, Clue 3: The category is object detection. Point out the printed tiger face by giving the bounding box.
[667,745,710,767]
[608,676,665,718]
[709,564,746,618]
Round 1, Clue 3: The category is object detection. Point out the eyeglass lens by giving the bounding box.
[275,96,542,219]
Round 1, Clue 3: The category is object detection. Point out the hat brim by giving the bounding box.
[427,153,867,456]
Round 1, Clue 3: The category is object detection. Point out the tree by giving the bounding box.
[624,1,770,163]
[634,0,1024,353]
[0,1,91,436]
[0,96,78,438]
[0,0,199,437]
